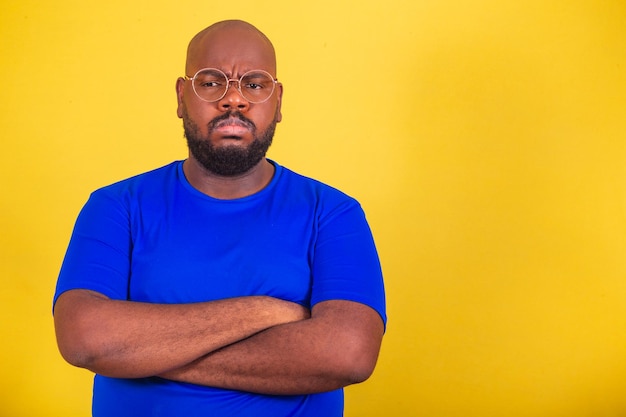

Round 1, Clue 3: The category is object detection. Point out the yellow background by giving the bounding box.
[2,1,626,416]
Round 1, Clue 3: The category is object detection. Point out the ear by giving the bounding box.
[176,77,186,119]
[274,82,283,123]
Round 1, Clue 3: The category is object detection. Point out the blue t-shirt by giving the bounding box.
[54,160,386,417]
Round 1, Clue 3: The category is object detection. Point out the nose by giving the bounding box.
[218,79,250,112]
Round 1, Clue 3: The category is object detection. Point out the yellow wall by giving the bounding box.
[2,1,626,416]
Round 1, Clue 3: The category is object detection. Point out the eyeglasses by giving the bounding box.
[184,68,278,104]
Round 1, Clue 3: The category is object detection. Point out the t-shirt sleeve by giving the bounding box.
[310,199,387,326]
[53,189,132,308]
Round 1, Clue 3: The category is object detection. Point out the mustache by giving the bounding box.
[208,111,256,132]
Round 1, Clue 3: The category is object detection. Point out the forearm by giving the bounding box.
[160,300,384,395]
[54,289,308,378]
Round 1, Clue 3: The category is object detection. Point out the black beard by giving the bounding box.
[183,110,277,177]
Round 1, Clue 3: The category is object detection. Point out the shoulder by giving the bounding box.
[90,161,181,199]
[270,162,368,230]
[274,163,359,206]
[81,161,182,215]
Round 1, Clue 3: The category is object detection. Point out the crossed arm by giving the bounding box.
[53,289,384,395]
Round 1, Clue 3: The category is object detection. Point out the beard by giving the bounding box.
[183,108,278,177]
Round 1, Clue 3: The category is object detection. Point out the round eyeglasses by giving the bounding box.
[185,68,278,104]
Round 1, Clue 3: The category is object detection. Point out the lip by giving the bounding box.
[213,124,250,136]
[212,117,253,137]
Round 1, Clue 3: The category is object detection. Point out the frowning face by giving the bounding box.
[176,22,283,176]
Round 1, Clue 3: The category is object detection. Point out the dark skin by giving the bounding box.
[177,21,282,200]
[54,20,384,395]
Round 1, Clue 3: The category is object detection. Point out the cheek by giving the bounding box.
[182,109,210,138]
[252,104,281,127]
[184,104,216,129]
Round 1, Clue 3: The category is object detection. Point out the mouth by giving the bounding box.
[212,117,254,138]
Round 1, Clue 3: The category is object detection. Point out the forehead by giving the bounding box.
[186,26,276,76]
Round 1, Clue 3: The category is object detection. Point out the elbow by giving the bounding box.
[311,299,385,387]
[345,346,380,384]
[53,290,116,373]
[328,339,381,386]
[55,318,103,371]
[349,362,377,384]
[54,305,109,371]
[57,341,96,370]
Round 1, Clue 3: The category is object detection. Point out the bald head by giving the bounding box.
[185,20,277,77]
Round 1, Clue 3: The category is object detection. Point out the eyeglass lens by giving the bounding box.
[192,69,275,103]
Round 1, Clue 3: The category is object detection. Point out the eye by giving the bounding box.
[241,75,273,92]
[198,80,223,88]
[244,82,264,90]
[194,69,227,89]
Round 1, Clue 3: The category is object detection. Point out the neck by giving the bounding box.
[183,157,275,199]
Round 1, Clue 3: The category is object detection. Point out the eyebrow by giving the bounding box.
[222,69,274,78]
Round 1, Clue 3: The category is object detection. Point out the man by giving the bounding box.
[53,20,386,417]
